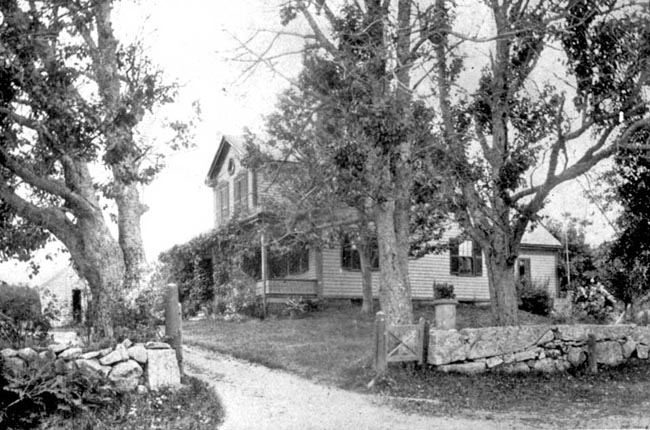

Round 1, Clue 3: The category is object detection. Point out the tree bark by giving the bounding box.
[67,217,125,339]
[90,1,148,291]
[115,181,147,291]
[375,201,413,325]
[484,233,519,326]
[358,219,373,315]
[0,158,125,338]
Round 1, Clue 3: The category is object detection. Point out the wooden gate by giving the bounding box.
[373,311,428,374]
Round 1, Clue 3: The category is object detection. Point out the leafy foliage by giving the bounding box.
[0,282,50,349]
[572,281,617,323]
[546,217,598,294]
[516,279,552,316]
[159,219,261,318]
[604,145,650,304]
[432,282,455,300]
[0,356,118,430]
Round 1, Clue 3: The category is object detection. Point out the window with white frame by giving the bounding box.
[449,238,482,276]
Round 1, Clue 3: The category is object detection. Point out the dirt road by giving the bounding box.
[183,345,543,430]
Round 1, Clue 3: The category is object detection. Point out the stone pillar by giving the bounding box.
[165,283,182,371]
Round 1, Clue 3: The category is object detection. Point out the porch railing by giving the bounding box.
[255,278,318,296]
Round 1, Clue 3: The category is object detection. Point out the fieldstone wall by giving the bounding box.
[428,325,650,373]
[1,339,181,392]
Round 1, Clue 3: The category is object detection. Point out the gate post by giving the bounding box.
[374,311,387,374]
[418,317,429,366]
[165,283,183,371]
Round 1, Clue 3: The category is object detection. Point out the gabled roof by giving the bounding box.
[521,224,562,249]
[205,135,247,185]
[41,265,87,291]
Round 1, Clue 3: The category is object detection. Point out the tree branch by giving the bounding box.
[0,149,96,217]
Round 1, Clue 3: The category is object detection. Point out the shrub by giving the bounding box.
[517,279,552,316]
[284,296,320,317]
[433,282,455,300]
[0,283,50,349]
[0,355,118,429]
[214,273,263,319]
[572,281,617,323]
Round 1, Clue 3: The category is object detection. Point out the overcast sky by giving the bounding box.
[0,0,617,286]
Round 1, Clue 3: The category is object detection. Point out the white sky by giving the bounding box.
[0,0,617,286]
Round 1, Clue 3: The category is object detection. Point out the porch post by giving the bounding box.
[261,231,268,317]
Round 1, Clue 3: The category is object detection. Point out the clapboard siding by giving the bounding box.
[519,248,559,297]
[319,238,558,301]
[321,248,379,297]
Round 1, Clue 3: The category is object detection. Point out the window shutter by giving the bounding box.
[473,240,483,276]
[449,239,459,275]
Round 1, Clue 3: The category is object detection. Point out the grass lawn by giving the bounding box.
[183,302,650,427]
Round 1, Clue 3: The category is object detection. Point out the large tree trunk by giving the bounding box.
[375,201,413,324]
[358,220,374,315]
[68,217,125,339]
[91,0,148,292]
[115,181,147,291]
[0,157,125,338]
[484,234,519,326]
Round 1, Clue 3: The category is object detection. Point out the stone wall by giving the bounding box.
[1,339,181,392]
[428,325,650,373]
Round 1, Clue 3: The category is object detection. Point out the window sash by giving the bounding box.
[233,174,248,213]
[450,239,482,277]
[218,184,229,221]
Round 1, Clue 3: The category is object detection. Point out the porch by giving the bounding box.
[255,278,319,300]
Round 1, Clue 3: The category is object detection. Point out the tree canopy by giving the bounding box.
[253,0,650,325]
[0,0,191,337]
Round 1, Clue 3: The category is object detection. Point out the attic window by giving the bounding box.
[227,159,236,175]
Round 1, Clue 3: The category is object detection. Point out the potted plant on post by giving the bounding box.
[432,282,457,329]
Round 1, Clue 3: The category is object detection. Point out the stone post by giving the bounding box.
[165,283,182,371]
[374,311,387,375]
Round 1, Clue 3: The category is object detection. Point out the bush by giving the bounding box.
[213,273,263,319]
[433,282,455,300]
[0,355,118,430]
[0,283,51,349]
[284,296,320,317]
[572,281,617,323]
[517,279,552,316]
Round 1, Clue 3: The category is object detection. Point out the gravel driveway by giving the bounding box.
[183,345,540,430]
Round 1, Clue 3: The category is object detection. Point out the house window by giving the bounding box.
[341,234,380,271]
[218,183,229,221]
[251,170,258,207]
[233,173,248,213]
[450,238,482,276]
[516,258,531,284]
[269,245,309,278]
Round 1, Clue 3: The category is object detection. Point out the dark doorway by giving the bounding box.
[72,289,82,324]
